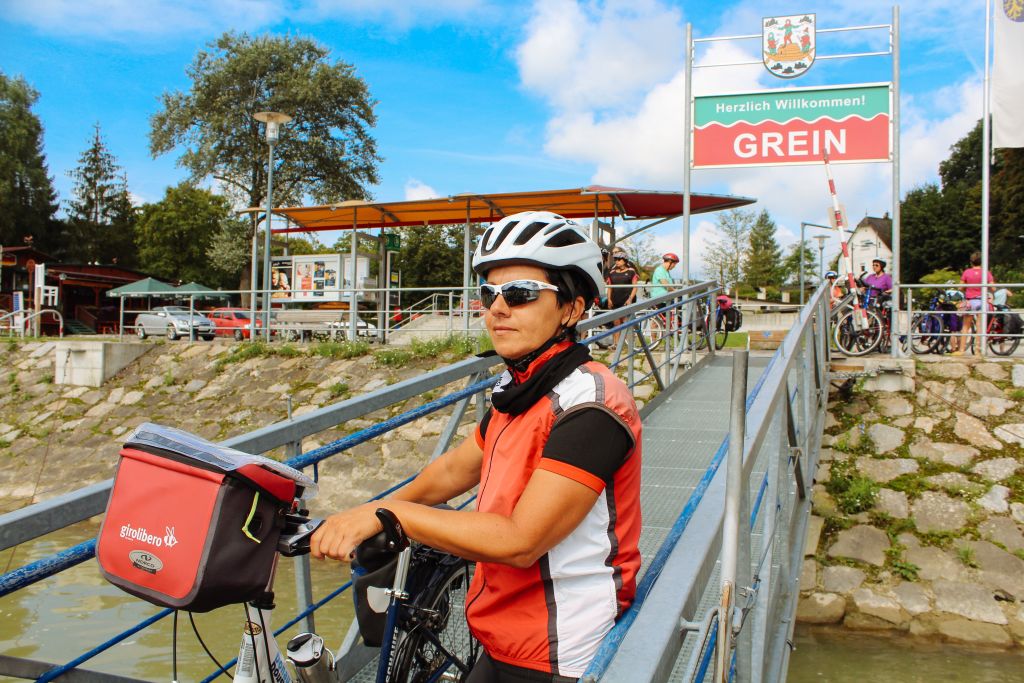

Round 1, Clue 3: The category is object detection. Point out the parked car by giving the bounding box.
[134,306,215,341]
[208,307,266,341]
[325,317,378,340]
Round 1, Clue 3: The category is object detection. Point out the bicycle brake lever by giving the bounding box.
[278,518,324,557]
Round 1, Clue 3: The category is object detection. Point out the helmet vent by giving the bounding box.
[541,221,566,235]
[513,221,548,246]
[480,221,518,256]
[544,230,585,248]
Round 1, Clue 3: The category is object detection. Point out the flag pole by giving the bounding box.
[981,0,992,356]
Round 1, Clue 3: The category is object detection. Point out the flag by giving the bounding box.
[992,1,1024,148]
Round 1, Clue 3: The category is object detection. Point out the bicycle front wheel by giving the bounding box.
[641,314,666,351]
[392,558,479,682]
[910,313,942,355]
[834,309,883,356]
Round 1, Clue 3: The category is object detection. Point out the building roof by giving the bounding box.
[265,185,757,234]
[855,214,892,250]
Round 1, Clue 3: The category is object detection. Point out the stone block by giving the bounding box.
[799,559,817,591]
[796,593,846,624]
[965,378,1004,398]
[905,546,963,582]
[935,617,1013,646]
[972,457,1021,482]
[855,456,918,483]
[821,566,865,594]
[960,540,1024,600]
[926,362,970,379]
[954,413,1002,450]
[827,525,889,567]
[978,517,1024,553]
[994,423,1024,446]
[975,363,1008,381]
[968,396,1016,418]
[978,485,1011,514]
[913,416,936,434]
[876,396,913,417]
[909,440,979,467]
[1011,502,1024,525]
[874,488,908,519]
[866,423,906,453]
[804,515,824,556]
[892,582,931,616]
[851,588,905,625]
[1013,364,1024,388]
[912,491,970,533]
[933,579,1008,624]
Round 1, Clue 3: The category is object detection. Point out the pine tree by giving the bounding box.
[703,209,753,296]
[743,209,782,289]
[0,72,59,250]
[65,124,138,264]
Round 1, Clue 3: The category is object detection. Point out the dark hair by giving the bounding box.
[970,251,981,267]
[545,268,593,342]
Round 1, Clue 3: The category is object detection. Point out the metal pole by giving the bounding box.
[262,142,276,342]
[465,202,472,334]
[818,241,826,281]
[118,297,124,342]
[682,23,693,284]
[249,214,259,342]
[980,0,992,357]
[717,349,748,682]
[799,223,806,306]
[350,209,359,342]
[890,5,902,356]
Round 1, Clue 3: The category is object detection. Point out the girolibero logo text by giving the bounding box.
[692,84,891,168]
[120,523,179,548]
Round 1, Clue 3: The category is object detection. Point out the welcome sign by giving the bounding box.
[692,83,891,168]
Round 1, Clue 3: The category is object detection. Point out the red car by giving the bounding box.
[208,308,266,340]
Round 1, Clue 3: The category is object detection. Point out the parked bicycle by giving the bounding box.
[965,304,1022,357]
[644,295,731,352]
[833,286,903,356]
[909,289,963,355]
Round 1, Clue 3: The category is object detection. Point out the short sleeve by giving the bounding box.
[540,408,633,493]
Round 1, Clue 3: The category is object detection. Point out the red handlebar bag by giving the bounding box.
[97,423,313,612]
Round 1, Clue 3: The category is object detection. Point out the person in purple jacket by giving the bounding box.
[859,258,892,299]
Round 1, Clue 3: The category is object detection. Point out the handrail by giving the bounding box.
[590,284,829,682]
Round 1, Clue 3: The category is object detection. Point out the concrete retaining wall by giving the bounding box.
[54,341,151,387]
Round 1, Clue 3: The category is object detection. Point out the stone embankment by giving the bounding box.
[0,339,491,516]
[799,357,1024,648]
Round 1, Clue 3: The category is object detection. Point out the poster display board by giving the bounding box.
[269,254,369,303]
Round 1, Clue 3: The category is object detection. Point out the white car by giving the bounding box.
[135,306,216,341]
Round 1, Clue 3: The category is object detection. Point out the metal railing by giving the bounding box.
[0,281,724,681]
[0,309,63,338]
[902,282,1022,356]
[589,284,829,683]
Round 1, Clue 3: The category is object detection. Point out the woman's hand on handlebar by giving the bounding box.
[310,503,385,562]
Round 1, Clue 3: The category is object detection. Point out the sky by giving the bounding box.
[0,0,992,278]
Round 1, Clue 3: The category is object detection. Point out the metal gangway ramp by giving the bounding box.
[0,283,829,683]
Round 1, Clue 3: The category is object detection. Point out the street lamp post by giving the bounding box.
[813,235,829,282]
[254,111,292,341]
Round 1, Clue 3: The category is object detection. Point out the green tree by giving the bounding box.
[135,183,240,286]
[780,240,816,286]
[394,225,465,308]
[0,72,59,250]
[703,209,753,295]
[901,119,1023,282]
[65,124,137,265]
[149,32,382,290]
[743,209,782,289]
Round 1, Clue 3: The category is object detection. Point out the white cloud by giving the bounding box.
[404,178,439,200]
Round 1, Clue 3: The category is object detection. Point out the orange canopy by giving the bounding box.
[269,185,755,233]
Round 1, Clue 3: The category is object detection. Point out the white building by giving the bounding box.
[839,214,893,278]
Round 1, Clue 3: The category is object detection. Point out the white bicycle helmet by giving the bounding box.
[473,211,604,305]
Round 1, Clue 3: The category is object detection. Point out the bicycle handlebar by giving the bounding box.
[277,514,325,557]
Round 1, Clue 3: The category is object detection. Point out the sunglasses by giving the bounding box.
[479,280,559,309]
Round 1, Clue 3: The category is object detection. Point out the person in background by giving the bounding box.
[859,258,892,301]
[825,270,843,309]
[955,251,996,355]
[649,252,679,300]
[605,249,639,346]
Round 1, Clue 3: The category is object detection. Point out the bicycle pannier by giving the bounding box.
[97,423,316,612]
[1000,306,1023,335]
[723,306,743,332]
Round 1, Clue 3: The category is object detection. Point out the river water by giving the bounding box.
[3,525,1024,681]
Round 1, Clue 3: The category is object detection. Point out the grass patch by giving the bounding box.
[885,543,920,581]
[313,341,370,359]
[826,459,879,514]
[215,340,274,369]
[1014,549,1024,562]
[0,439,10,450]
[40,373,53,384]
[327,382,350,399]
[162,369,175,387]
[1008,388,1024,401]
[374,348,413,367]
[956,545,978,568]
[722,332,748,349]
[276,343,302,358]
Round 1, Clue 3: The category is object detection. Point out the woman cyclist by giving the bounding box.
[312,211,643,682]
[605,248,639,346]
